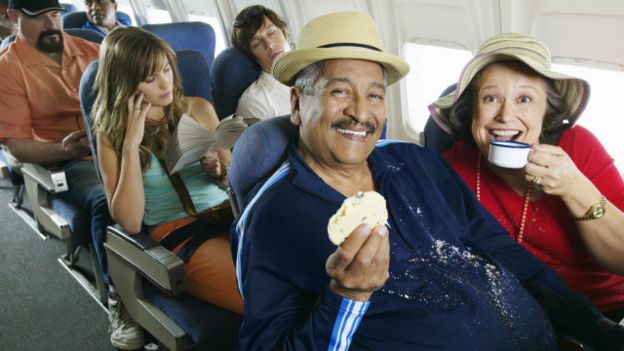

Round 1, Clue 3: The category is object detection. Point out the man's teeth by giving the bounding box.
[492,130,519,137]
[337,128,367,137]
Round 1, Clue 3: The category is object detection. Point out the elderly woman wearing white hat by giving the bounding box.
[234,13,624,351]
[431,33,624,322]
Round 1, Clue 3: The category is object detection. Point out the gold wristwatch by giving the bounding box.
[573,195,606,221]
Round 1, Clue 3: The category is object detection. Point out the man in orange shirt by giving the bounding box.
[0,1,142,349]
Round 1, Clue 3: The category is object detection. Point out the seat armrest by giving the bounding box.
[21,163,71,239]
[105,225,187,295]
[105,225,194,350]
[22,163,68,193]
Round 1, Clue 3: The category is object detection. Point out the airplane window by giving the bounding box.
[403,42,472,135]
[552,63,624,173]
[189,11,226,56]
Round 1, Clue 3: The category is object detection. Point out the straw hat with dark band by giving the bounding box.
[429,32,590,134]
[272,11,410,86]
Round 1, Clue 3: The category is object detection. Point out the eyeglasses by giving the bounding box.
[233,5,264,29]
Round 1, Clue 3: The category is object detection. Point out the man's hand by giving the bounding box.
[61,130,90,159]
[326,223,390,301]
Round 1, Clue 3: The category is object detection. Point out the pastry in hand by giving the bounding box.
[327,191,388,245]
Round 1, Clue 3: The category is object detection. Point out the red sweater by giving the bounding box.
[443,125,624,312]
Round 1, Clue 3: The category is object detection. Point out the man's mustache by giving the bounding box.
[38,29,62,41]
[331,119,376,133]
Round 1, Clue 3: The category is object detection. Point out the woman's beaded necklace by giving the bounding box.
[476,155,532,243]
[145,115,169,126]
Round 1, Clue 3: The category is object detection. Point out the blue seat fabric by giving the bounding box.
[175,50,213,103]
[60,2,77,15]
[142,22,216,68]
[50,196,91,247]
[209,47,261,119]
[423,83,458,152]
[229,115,296,210]
[63,11,133,30]
[143,284,241,349]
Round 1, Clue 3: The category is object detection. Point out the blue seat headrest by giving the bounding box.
[229,115,297,209]
[60,2,77,15]
[63,11,132,29]
[176,50,213,103]
[142,22,215,68]
[424,83,458,152]
[79,60,100,178]
[210,47,261,119]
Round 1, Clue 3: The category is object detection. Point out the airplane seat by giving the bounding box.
[228,115,296,217]
[63,11,133,29]
[80,55,241,351]
[142,22,216,69]
[175,50,214,103]
[60,2,77,15]
[422,83,458,152]
[209,46,261,119]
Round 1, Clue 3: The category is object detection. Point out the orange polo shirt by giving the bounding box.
[0,32,99,143]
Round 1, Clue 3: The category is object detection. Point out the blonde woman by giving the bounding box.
[92,27,243,315]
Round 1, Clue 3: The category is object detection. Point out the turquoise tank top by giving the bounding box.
[142,154,229,226]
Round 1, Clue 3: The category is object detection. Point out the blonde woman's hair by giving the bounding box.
[92,26,188,170]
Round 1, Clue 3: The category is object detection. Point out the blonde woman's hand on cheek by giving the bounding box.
[525,144,588,197]
[124,92,151,149]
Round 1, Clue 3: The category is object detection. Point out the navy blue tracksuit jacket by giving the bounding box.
[233,140,622,350]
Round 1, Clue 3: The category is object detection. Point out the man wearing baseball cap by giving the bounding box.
[232,11,624,350]
[0,1,143,349]
[8,0,61,16]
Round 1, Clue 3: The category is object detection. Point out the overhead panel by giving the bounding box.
[507,0,624,69]
[371,0,500,56]
[279,0,370,42]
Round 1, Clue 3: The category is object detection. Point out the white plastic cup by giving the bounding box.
[488,140,531,168]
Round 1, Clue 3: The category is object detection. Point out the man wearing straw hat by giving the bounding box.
[233,12,624,350]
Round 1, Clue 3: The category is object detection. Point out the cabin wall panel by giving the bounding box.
[504,0,624,68]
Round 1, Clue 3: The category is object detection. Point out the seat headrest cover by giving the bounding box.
[79,60,101,180]
[142,22,216,67]
[229,115,297,208]
[209,47,261,119]
[176,50,213,102]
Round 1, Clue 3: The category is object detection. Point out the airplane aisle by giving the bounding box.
[0,178,117,351]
